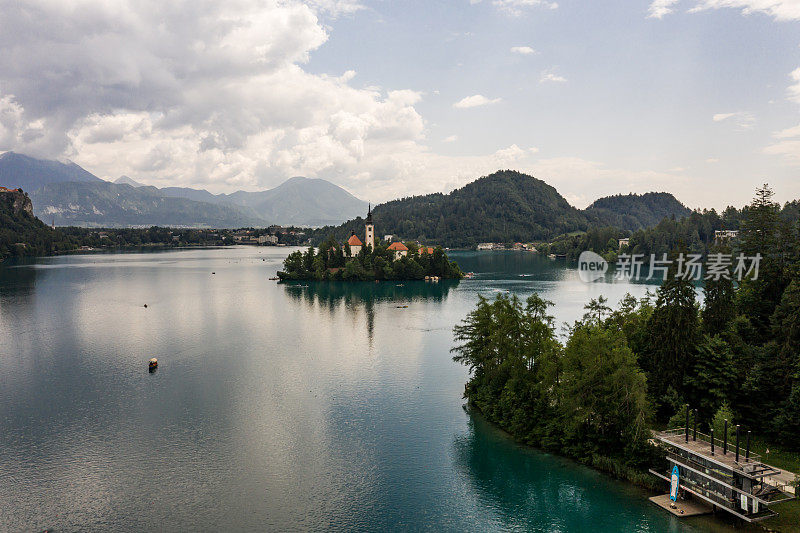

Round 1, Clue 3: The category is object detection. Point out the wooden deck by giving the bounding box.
[649,494,712,518]
[659,431,774,475]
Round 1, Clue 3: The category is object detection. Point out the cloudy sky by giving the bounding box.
[1,0,799,208]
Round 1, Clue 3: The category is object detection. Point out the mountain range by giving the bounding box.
[0,153,693,243]
[0,152,367,227]
[308,170,692,247]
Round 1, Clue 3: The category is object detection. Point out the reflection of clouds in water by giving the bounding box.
[1,248,707,531]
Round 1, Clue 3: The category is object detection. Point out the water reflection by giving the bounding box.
[0,248,730,532]
[281,279,459,307]
[282,280,459,345]
[453,413,700,533]
[0,261,40,299]
[450,251,570,281]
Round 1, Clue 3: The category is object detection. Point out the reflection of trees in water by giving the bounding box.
[282,280,458,346]
[0,262,40,299]
[452,412,594,531]
[449,251,567,280]
[282,280,458,309]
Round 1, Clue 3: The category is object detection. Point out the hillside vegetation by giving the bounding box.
[309,170,692,247]
[0,190,70,259]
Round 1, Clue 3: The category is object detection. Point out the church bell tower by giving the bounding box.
[365,204,375,249]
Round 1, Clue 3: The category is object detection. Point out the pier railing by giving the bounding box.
[659,428,763,466]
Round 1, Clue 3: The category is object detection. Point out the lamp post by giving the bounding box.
[723,419,728,455]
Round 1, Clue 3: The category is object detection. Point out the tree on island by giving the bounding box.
[277,239,462,281]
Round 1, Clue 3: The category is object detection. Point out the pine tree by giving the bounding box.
[642,258,700,413]
[702,274,735,336]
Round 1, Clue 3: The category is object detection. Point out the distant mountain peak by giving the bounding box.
[115,175,145,187]
[0,151,103,192]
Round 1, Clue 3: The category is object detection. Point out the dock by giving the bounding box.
[649,422,796,523]
[649,494,712,517]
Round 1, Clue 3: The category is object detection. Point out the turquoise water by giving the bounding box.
[0,248,739,531]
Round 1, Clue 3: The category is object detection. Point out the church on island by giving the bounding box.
[276,205,462,281]
[346,206,412,260]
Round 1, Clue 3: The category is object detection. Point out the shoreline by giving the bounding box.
[462,402,788,532]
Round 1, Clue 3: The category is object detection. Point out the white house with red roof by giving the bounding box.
[387,241,408,260]
[347,233,363,256]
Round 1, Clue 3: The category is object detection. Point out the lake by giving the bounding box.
[0,247,741,531]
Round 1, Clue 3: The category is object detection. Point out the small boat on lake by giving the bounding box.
[148,358,158,371]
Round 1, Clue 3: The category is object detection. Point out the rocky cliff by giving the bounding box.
[0,187,34,216]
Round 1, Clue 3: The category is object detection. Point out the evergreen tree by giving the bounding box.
[737,184,786,341]
[641,263,700,413]
[558,325,649,456]
[702,243,736,336]
[683,335,734,421]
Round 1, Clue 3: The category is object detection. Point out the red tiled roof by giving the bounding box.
[348,234,363,246]
[420,246,434,254]
[387,242,408,251]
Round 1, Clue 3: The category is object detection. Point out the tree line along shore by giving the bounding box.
[452,185,800,530]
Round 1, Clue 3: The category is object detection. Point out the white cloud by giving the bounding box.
[774,123,800,138]
[443,135,458,142]
[0,0,445,198]
[690,0,800,21]
[788,67,800,103]
[648,0,680,18]
[510,46,537,55]
[764,140,800,162]
[765,68,800,164]
[712,111,755,130]
[540,69,567,83]
[453,95,502,108]
[492,0,558,16]
[648,0,800,21]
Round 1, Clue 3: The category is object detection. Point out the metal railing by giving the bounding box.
[659,428,762,465]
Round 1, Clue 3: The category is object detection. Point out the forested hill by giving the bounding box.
[0,189,63,259]
[312,170,588,247]
[585,192,692,230]
[309,170,692,247]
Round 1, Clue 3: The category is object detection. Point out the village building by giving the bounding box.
[344,205,434,260]
[714,229,739,241]
[347,234,363,256]
[388,241,408,260]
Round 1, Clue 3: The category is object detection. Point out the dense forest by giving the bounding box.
[544,198,800,263]
[0,190,75,259]
[306,171,691,247]
[278,237,462,281]
[584,192,692,230]
[453,185,800,490]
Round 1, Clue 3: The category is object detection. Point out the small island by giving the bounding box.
[278,206,462,281]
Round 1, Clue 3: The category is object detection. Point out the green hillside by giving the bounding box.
[309,170,693,247]
[0,190,66,259]
[585,192,692,230]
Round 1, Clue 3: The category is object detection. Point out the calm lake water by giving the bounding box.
[0,247,740,531]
